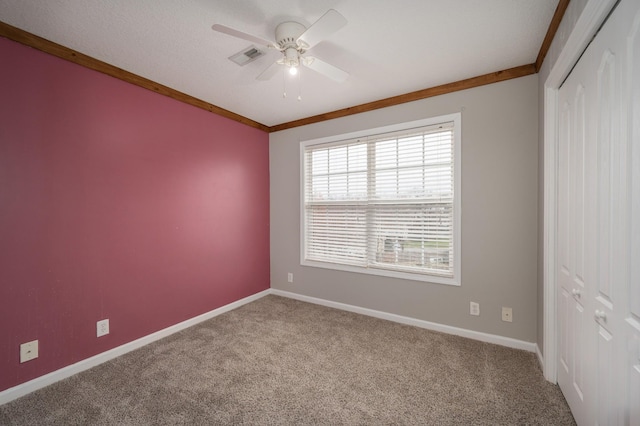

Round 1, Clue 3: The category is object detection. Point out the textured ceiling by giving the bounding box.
[0,0,559,127]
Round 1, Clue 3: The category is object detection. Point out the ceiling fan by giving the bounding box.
[212,9,349,83]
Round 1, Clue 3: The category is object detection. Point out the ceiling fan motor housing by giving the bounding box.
[275,21,306,50]
[276,21,306,68]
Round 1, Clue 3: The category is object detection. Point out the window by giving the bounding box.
[300,114,461,285]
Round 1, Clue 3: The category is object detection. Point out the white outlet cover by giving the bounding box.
[97,319,110,337]
[287,273,293,283]
[470,302,480,316]
[20,340,39,363]
[502,307,513,322]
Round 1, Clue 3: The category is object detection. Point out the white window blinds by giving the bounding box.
[302,117,459,283]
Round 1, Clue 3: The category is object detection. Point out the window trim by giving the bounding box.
[299,113,461,286]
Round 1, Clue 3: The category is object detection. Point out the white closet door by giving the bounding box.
[623,2,640,423]
[557,33,596,425]
[556,0,640,424]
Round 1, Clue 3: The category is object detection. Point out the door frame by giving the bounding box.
[543,0,619,382]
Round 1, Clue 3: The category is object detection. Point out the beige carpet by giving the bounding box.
[0,295,575,425]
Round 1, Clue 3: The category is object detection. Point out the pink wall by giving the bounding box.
[0,37,270,392]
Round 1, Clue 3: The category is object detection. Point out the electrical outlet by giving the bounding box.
[502,307,513,322]
[97,319,110,337]
[470,302,480,316]
[287,272,293,283]
[20,340,39,363]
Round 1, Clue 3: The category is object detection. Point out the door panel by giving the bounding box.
[574,85,586,287]
[573,302,586,400]
[560,288,571,373]
[558,57,595,425]
[629,338,640,425]
[596,325,614,426]
[595,40,620,426]
[596,51,614,308]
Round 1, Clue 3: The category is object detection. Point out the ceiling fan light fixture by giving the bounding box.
[283,46,300,75]
[284,47,299,64]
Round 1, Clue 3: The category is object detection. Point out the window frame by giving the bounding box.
[299,113,461,286]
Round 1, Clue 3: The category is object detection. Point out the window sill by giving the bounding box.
[301,259,460,286]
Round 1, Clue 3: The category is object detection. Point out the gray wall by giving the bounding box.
[537,0,590,354]
[270,74,539,343]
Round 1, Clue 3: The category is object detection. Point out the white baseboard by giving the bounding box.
[0,289,270,406]
[2,287,538,405]
[270,289,537,353]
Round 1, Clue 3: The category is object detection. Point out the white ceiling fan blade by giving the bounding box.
[297,9,347,50]
[302,56,348,83]
[212,24,276,48]
[256,61,282,81]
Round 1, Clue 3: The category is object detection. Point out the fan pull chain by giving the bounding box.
[297,69,302,101]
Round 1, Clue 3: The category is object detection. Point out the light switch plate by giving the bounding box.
[97,319,109,337]
[20,340,39,363]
